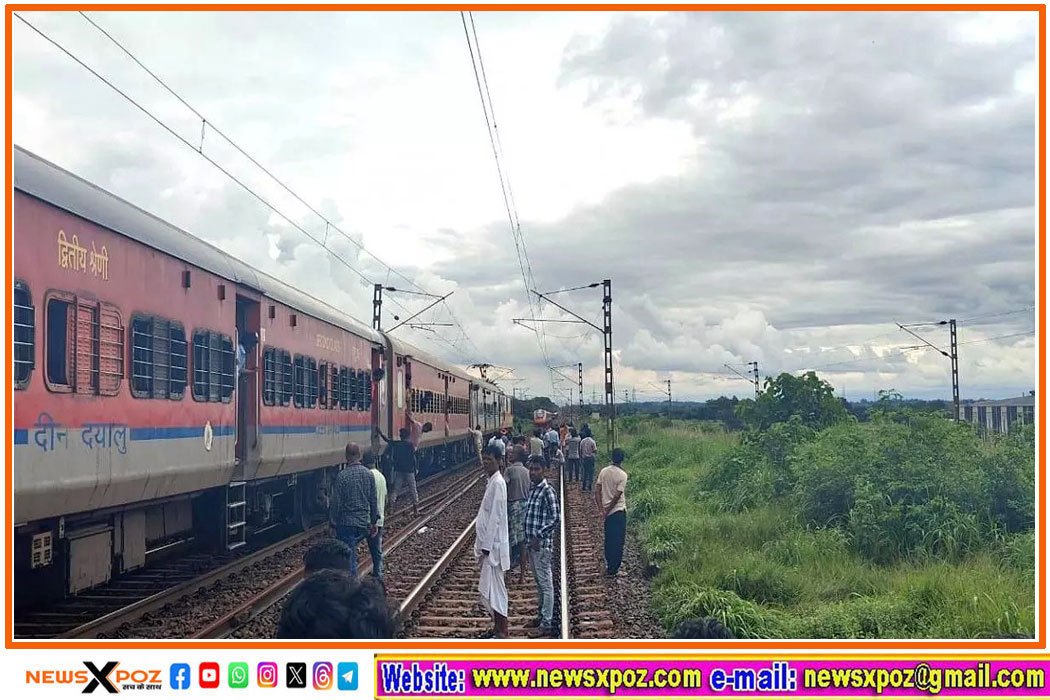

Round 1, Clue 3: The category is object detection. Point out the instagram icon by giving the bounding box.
[313,662,333,690]
[257,662,278,688]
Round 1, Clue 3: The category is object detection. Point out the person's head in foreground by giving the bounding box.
[482,444,502,475]
[345,442,362,463]
[528,455,547,485]
[276,570,395,638]
[672,617,735,639]
[612,448,625,466]
[303,538,352,574]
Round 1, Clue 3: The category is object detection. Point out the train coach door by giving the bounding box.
[235,295,261,469]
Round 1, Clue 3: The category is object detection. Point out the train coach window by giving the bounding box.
[263,347,293,406]
[280,350,292,406]
[336,367,349,410]
[292,355,318,409]
[319,362,329,408]
[306,357,318,408]
[192,330,234,403]
[13,282,34,389]
[293,355,306,407]
[45,297,72,389]
[347,368,359,410]
[45,294,125,395]
[131,316,187,400]
[359,369,371,411]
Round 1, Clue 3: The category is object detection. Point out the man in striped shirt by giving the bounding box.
[524,455,560,636]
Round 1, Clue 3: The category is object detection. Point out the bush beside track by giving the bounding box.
[608,402,1035,639]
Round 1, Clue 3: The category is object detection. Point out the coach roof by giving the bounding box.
[14,145,383,345]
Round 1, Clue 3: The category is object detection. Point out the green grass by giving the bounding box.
[599,418,1035,639]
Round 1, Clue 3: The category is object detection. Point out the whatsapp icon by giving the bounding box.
[228,662,249,689]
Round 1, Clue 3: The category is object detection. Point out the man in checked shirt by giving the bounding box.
[329,443,379,581]
[524,454,560,637]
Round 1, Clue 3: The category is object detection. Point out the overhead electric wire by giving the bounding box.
[78,10,480,362]
[958,305,1036,324]
[20,11,478,363]
[460,11,553,391]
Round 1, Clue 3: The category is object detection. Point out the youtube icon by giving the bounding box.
[199,662,220,689]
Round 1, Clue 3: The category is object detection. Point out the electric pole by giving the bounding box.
[748,361,760,398]
[602,279,615,452]
[667,378,672,416]
[578,362,583,422]
[896,319,960,421]
[949,319,959,421]
[372,283,383,331]
[526,279,613,450]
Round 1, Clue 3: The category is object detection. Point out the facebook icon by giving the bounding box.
[170,663,191,690]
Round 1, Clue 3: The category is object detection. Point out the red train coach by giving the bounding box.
[11,145,511,609]
[11,146,384,605]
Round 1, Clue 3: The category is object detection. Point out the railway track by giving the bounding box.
[13,461,478,639]
[212,469,487,638]
[397,467,621,640]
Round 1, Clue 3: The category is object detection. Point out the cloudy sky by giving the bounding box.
[12,9,1040,402]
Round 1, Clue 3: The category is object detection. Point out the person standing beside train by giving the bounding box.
[472,425,485,461]
[329,443,379,580]
[367,452,388,582]
[378,426,420,516]
[579,431,598,491]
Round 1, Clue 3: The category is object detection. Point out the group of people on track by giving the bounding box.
[272,413,734,639]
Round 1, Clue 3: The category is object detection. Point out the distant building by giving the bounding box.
[960,393,1035,435]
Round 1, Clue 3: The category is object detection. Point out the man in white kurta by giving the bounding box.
[474,445,511,638]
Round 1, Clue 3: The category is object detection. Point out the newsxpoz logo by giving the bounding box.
[26,662,164,693]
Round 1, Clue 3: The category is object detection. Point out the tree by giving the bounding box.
[736,371,849,431]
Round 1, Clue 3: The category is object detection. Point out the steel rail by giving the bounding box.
[201,467,483,639]
[58,524,329,639]
[558,463,570,639]
[45,460,479,640]
[395,516,478,626]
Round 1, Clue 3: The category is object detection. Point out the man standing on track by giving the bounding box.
[504,446,532,584]
[595,448,628,577]
[367,452,387,582]
[474,444,510,638]
[544,425,559,464]
[530,429,545,459]
[524,455,559,636]
[565,428,582,483]
[378,426,419,516]
[579,430,598,491]
[329,443,379,581]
